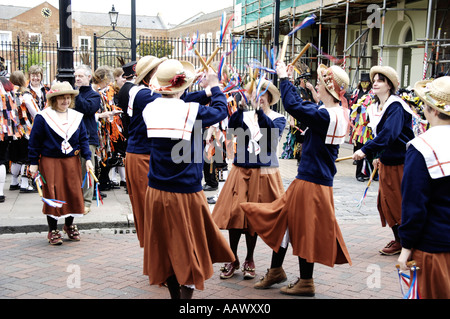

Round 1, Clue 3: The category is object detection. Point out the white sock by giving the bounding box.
[0,164,6,196]
[10,163,21,186]
[118,166,126,182]
[20,165,29,189]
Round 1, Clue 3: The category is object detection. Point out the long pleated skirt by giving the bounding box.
[412,249,450,299]
[125,152,150,248]
[241,178,352,267]
[377,163,403,228]
[212,165,285,235]
[143,187,234,290]
[39,156,84,219]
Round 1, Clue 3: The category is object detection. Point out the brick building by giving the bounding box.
[0,1,233,84]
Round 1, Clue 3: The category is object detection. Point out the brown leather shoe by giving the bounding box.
[379,240,401,255]
[63,224,81,241]
[254,267,287,289]
[280,278,315,296]
[48,230,63,245]
[220,260,240,279]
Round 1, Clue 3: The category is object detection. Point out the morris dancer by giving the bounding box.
[142,59,234,299]
[212,77,286,280]
[397,76,450,299]
[28,82,94,245]
[241,61,352,296]
[126,56,212,248]
[352,66,415,255]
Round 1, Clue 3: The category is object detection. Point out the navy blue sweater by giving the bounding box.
[399,145,450,253]
[280,79,340,187]
[75,86,102,146]
[229,108,286,168]
[147,86,227,193]
[361,101,414,165]
[126,89,209,154]
[28,113,91,165]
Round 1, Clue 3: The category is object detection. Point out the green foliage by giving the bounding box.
[138,40,174,58]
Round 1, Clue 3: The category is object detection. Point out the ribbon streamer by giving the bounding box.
[34,173,66,208]
[288,14,316,36]
[396,262,421,299]
[357,166,378,208]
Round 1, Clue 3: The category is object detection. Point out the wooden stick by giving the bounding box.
[204,46,222,70]
[89,169,99,184]
[289,42,311,66]
[35,181,43,198]
[366,166,378,188]
[280,35,289,62]
[247,68,259,95]
[395,260,418,269]
[335,155,353,162]
[195,49,217,73]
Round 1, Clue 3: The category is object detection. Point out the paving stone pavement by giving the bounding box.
[0,140,408,304]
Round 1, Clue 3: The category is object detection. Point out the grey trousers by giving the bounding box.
[80,144,97,208]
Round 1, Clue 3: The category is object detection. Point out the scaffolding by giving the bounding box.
[233,0,449,88]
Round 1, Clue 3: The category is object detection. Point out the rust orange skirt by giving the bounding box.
[412,249,450,299]
[39,156,84,218]
[143,187,234,290]
[241,178,352,267]
[212,165,285,234]
[125,152,150,248]
[377,163,403,227]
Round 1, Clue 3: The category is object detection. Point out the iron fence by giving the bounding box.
[0,36,282,85]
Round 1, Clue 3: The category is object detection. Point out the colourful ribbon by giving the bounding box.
[288,14,316,36]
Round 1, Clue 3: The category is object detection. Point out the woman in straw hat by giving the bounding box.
[241,61,352,296]
[397,76,450,299]
[125,56,213,248]
[352,65,415,255]
[141,59,234,299]
[212,77,286,281]
[28,82,94,245]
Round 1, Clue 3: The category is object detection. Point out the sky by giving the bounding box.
[0,0,234,25]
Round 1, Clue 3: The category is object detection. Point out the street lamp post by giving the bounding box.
[57,0,75,86]
[93,3,137,70]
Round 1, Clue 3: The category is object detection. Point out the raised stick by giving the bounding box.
[204,46,222,70]
[289,43,311,66]
[280,35,289,62]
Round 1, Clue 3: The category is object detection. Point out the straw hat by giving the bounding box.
[369,65,399,91]
[150,59,195,94]
[414,76,450,116]
[46,81,79,99]
[135,55,167,85]
[317,64,349,101]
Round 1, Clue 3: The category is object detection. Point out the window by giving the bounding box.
[0,31,12,43]
[29,33,42,48]
[79,36,91,52]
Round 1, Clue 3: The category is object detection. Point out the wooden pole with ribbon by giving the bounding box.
[289,42,311,67]
[246,68,260,95]
[204,46,222,71]
[280,35,290,62]
[195,49,217,73]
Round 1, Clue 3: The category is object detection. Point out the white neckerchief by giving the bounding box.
[408,125,450,179]
[243,110,285,154]
[127,85,147,117]
[367,95,414,137]
[40,108,84,154]
[320,105,349,145]
[142,98,199,141]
